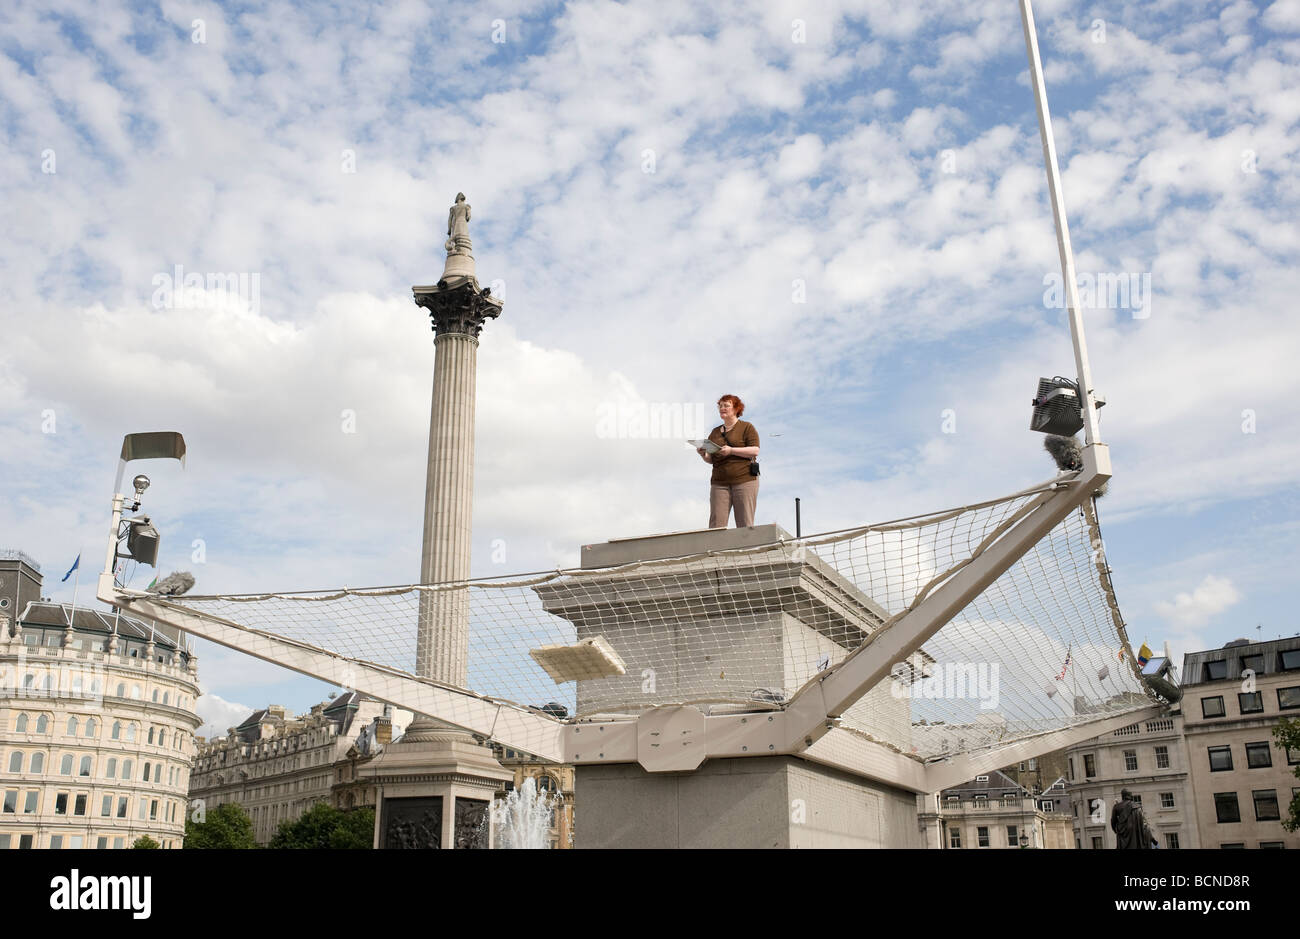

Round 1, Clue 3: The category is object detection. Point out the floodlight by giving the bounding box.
[127,517,161,566]
[1030,377,1084,435]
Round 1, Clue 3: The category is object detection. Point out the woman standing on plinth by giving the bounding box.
[697,394,760,528]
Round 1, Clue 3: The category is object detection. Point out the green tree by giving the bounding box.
[131,835,160,849]
[1274,717,1300,832]
[269,802,374,849]
[184,801,259,849]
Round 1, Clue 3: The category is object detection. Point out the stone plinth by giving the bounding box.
[538,526,926,848]
[363,721,512,849]
[534,525,914,751]
[575,756,922,849]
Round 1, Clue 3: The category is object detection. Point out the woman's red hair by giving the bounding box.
[717,394,745,417]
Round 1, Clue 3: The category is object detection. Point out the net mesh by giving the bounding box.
[169,473,1161,762]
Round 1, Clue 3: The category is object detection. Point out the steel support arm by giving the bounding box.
[781,444,1111,753]
[95,573,564,762]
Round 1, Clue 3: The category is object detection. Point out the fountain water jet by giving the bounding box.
[490,777,560,849]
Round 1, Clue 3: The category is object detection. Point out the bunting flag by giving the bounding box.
[1055,649,1071,681]
[1117,647,1126,663]
[61,554,81,583]
[1137,643,1153,667]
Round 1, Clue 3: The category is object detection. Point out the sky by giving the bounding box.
[2,0,1298,738]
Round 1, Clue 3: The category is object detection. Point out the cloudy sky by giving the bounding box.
[2,0,1298,736]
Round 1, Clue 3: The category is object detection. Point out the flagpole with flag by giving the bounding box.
[61,552,81,629]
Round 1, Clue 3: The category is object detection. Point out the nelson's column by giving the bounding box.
[364,192,510,849]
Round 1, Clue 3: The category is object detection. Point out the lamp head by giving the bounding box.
[132,474,151,497]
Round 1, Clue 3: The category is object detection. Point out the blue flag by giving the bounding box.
[62,554,81,582]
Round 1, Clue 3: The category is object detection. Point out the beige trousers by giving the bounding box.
[710,479,759,528]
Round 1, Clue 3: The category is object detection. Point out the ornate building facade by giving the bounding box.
[0,552,202,850]
[919,769,1071,849]
[188,692,410,844]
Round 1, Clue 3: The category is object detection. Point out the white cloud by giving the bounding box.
[194,691,254,740]
[1155,575,1242,629]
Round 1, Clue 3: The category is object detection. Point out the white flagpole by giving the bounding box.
[1019,0,1104,447]
[68,551,82,629]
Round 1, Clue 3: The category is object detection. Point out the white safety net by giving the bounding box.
[165,472,1163,761]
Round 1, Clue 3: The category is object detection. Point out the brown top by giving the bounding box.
[708,420,759,486]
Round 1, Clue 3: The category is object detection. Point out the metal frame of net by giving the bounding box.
[166,470,1161,763]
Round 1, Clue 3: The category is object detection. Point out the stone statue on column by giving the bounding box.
[445,192,472,257]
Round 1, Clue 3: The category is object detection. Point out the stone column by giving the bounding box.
[411,196,502,689]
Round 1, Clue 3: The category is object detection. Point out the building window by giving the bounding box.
[1084,754,1096,778]
[50,835,63,849]
[1165,833,1180,849]
[122,760,133,780]
[1006,825,1018,845]
[1154,745,1170,769]
[143,763,150,783]
[1203,660,1228,681]
[1253,790,1280,821]
[1201,696,1226,718]
[36,715,48,734]
[1246,742,1273,768]
[1124,750,1138,771]
[159,729,167,747]
[14,714,27,732]
[137,799,147,820]
[1068,757,1074,780]
[1238,692,1264,715]
[2,790,16,813]
[54,793,68,815]
[66,717,78,736]
[126,725,136,742]
[1040,799,1055,812]
[1208,746,1233,771]
[1289,748,1300,766]
[101,795,112,817]
[1282,649,1300,671]
[18,835,32,849]
[74,794,87,816]
[115,684,125,698]
[97,837,108,850]
[106,758,116,779]
[117,797,128,818]
[59,754,73,775]
[1091,836,1102,850]
[0,835,8,849]
[111,721,121,740]
[977,826,989,847]
[6,752,22,773]
[1240,653,1264,675]
[1278,687,1300,710]
[1260,841,1285,848]
[1160,792,1175,809]
[79,756,91,777]
[152,690,159,703]
[1129,794,1142,806]
[1214,792,1241,823]
[948,828,960,848]
[84,718,97,738]
[69,836,82,849]
[149,799,158,820]
[975,775,988,782]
